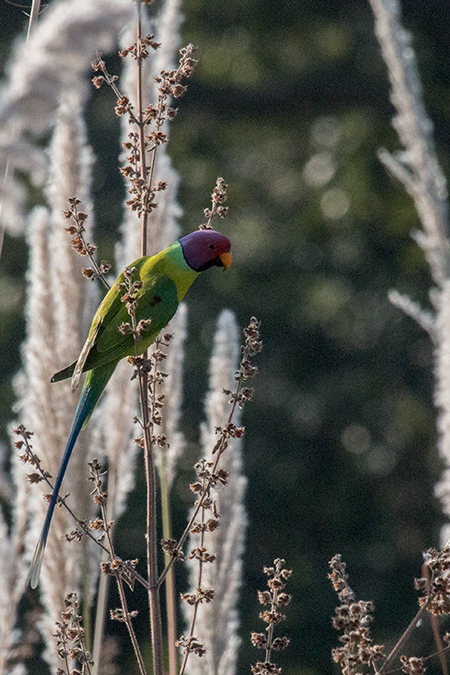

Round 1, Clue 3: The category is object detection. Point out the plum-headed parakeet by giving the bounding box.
[28,229,232,588]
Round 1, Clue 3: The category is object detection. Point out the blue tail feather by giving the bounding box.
[27,366,114,588]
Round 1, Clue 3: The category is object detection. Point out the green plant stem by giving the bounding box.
[159,456,178,675]
[139,368,164,675]
[92,464,118,675]
[92,558,110,675]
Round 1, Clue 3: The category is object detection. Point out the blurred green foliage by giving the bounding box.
[1,0,450,673]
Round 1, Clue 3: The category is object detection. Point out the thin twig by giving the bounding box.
[64,198,111,290]
[378,601,430,675]
[116,576,149,675]
[160,456,178,675]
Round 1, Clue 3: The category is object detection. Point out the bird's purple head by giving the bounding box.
[180,230,232,272]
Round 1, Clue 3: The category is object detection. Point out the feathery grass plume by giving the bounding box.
[0,502,19,673]
[184,309,247,675]
[0,435,28,674]
[14,207,74,670]
[44,83,99,606]
[0,0,134,234]
[15,86,99,667]
[368,0,450,541]
[435,285,450,544]
[46,85,103,605]
[2,0,133,134]
[46,85,98,361]
[369,0,449,284]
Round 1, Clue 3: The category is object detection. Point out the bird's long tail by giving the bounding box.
[27,364,115,589]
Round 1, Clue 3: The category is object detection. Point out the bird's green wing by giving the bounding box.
[74,273,179,374]
[53,260,147,384]
[66,265,132,388]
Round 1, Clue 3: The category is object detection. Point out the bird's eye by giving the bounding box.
[209,243,216,250]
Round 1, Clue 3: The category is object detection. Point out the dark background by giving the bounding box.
[1,0,450,673]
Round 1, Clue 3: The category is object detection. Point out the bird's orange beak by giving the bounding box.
[220,251,232,270]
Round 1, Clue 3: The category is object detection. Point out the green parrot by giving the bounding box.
[28,229,232,588]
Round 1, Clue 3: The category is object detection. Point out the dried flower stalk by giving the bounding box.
[251,559,292,675]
